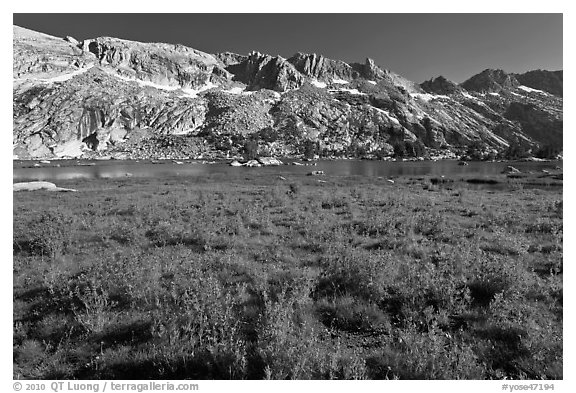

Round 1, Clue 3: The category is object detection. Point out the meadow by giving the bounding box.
[13,171,563,379]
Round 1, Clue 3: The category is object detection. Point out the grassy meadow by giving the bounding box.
[13,171,563,379]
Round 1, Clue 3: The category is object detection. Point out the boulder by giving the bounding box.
[112,153,128,160]
[65,36,80,46]
[245,159,261,167]
[53,140,86,158]
[24,134,52,158]
[109,127,128,144]
[501,166,521,174]
[13,181,77,192]
[257,157,283,166]
[307,170,325,176]
[229,160,243,167]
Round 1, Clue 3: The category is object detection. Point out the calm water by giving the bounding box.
[13,159,562,182]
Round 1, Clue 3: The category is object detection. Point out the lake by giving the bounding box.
[13,159,562,182]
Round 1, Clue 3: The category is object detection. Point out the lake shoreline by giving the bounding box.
[13,156,559,168]
[13,159,563,191]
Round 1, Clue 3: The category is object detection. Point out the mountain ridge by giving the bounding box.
[12,25,563,160]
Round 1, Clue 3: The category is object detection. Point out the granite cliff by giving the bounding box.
[13,25,563,160]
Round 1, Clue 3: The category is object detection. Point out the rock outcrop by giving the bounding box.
[420,76,464,95]
[288,52,358,81]
[514,70,563,97]
[461,69,520,93]
[224,51,305,91]
[13,181,77,192]
[81,36,232,89]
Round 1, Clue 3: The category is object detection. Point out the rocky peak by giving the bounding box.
[215,52,248,67]
[514,69,563,97]
[225,52,304,91]
[288,52,358,82]
[460,69,520,93]
[79,36,229,90]
[359,57,387,80]
[420,76,463,95]
[287,52,326,78]
[13,25,95,79]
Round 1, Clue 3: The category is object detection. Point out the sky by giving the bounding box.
[12,13,563,85]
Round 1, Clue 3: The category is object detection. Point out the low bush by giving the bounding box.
[13,172,562,379]
[13,210,75,258]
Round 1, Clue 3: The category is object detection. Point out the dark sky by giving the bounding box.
[13,13,562,83]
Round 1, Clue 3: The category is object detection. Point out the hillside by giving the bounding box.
[13,26,563,160]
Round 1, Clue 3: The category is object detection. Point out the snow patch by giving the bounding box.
[484,130,509,147]
[44,65,95,82]
[372,107,400,125]
[488,92,500,96]
[339,88,366,95]
[332,78,349,84]
[114,73,180,91]
[311,80,327,88]
[172,127,199,135]
[518,85,547,95]
[112,72,218,98]
[14,65,95,83]
[181,81,218,98]
[224,86,245,94]
[411,93,433,101]
[461,92,475,99]
[367,80,377,85]
[411,93,451,102]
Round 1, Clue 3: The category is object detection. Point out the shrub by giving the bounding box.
[145,222,208,250]
[109,221,141,244]
[259,127,279,143]
[13,210,75,258]
[288,183,300,196]
[366,323,485,379]
[257,283,367,379]
[148,275,248,379]
[315,296,391,333]
[243,139,259,160]
[313,250,387,301]
[73,281,115,335]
